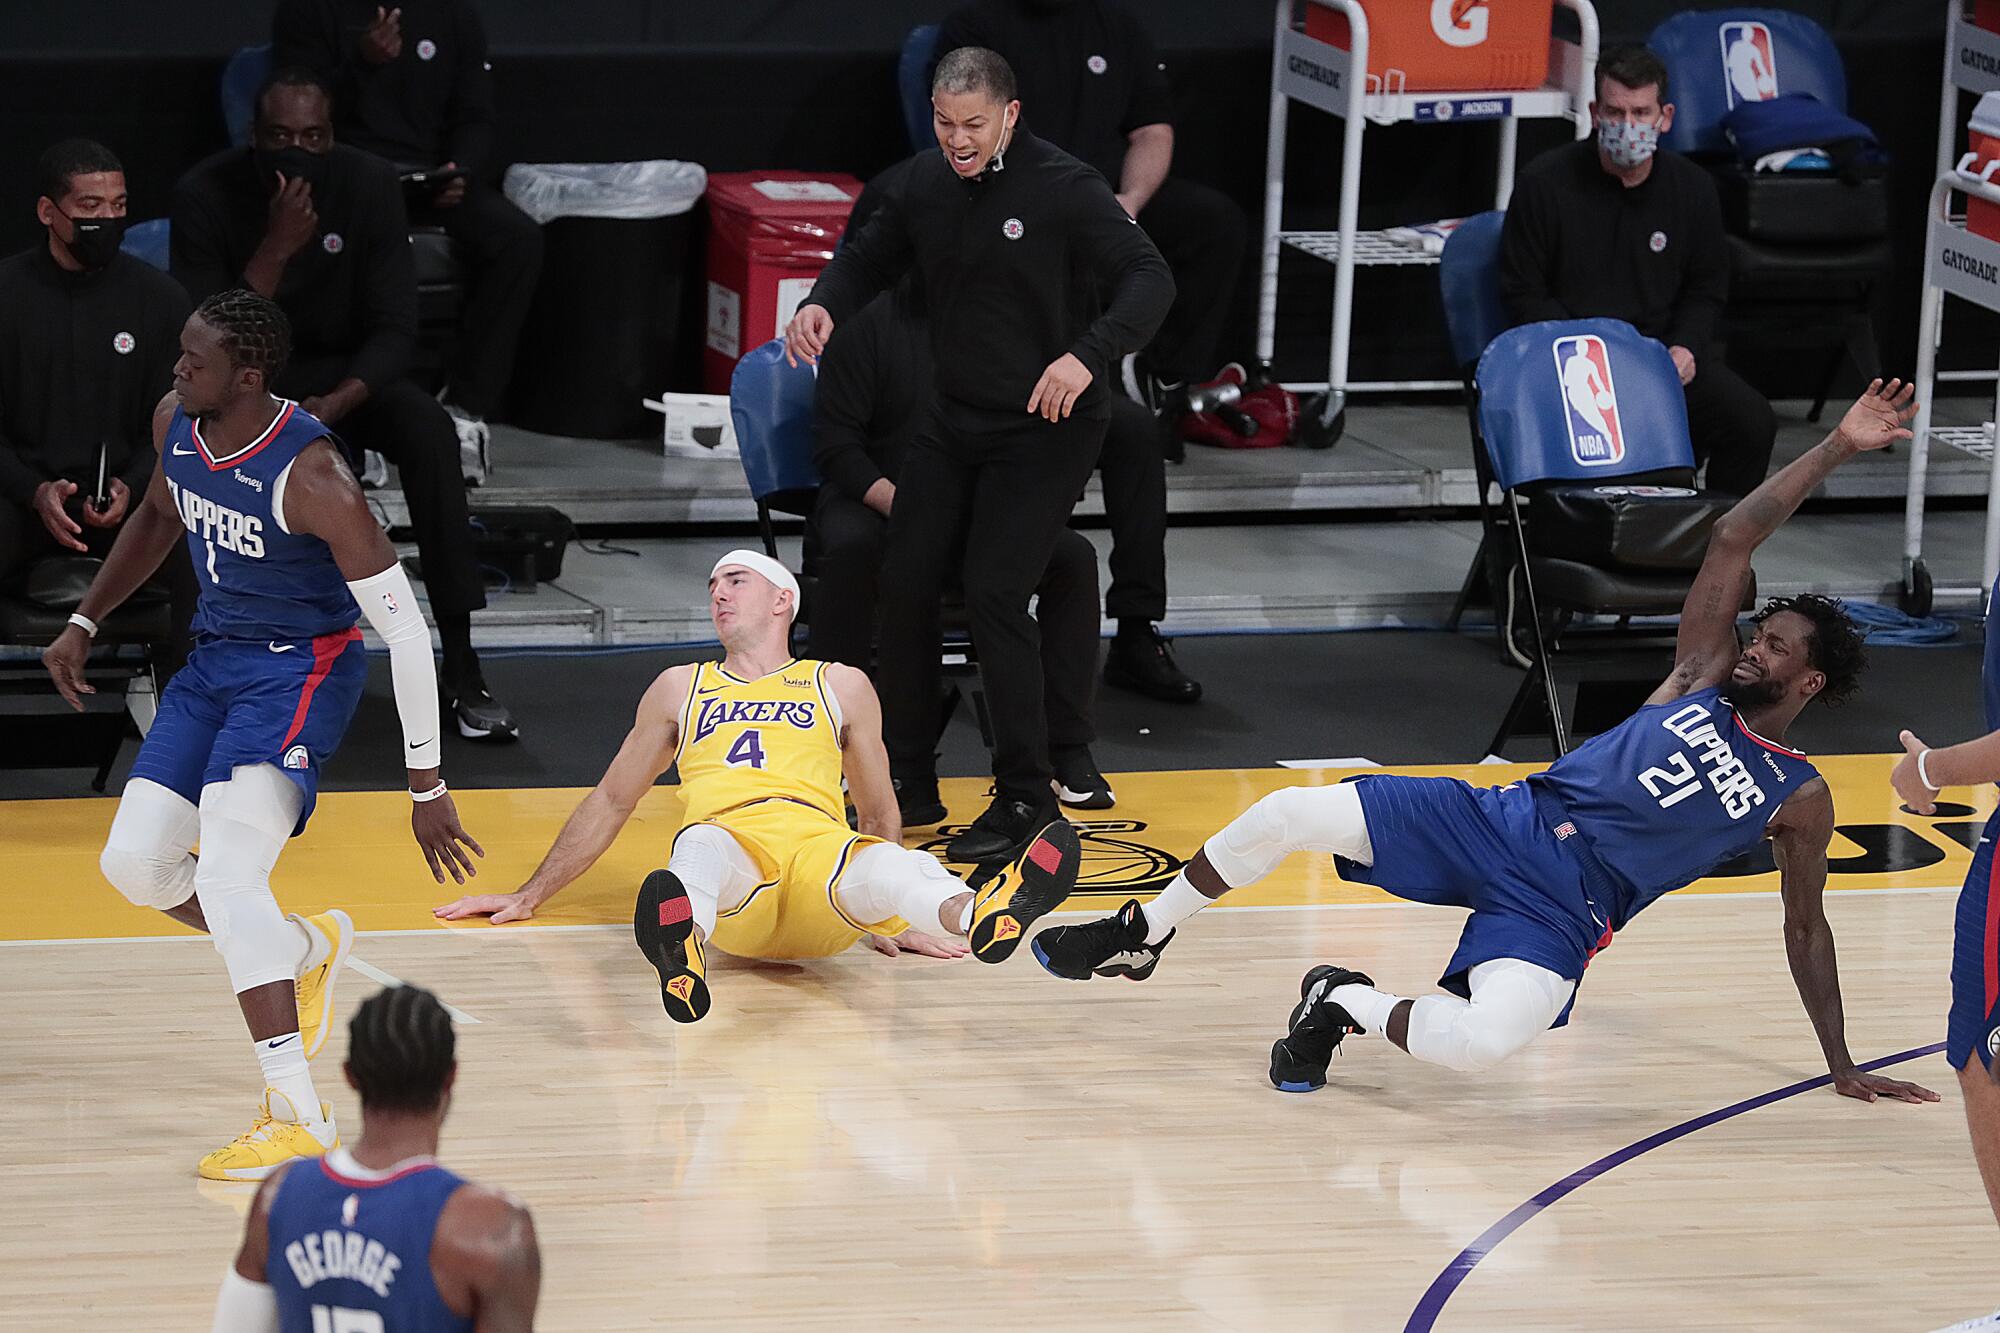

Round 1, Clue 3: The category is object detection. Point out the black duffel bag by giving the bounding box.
[1527,484,1729,573]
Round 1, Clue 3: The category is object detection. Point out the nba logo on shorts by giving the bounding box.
[1551,334,1624,466]
[1719,21,1777,109]
[283,744,309,771]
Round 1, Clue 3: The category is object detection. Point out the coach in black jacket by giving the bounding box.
[788,46,1172,862]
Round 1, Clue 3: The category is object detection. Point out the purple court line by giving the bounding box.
[1404,1040,1947,1332]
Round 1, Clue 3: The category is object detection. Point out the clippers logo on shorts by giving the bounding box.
[322,233,344,254]
[690,697,818,745]
[113,331,136,355]
[1431,0,1490,48]
[1002,217,1024,241]
[283,744,310,770]
[1552,334,1625,466]
[1720,20,1778,108]
[1988,1026,2000,1062]
[417,38,437,60]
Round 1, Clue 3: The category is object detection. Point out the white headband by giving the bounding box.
[711,549,800,604]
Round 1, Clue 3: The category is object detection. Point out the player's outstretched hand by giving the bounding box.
[867,928,970,959]
[1832,1067,1940,1104]
[783,303,834,368]
[1834,378,1917,453]
[435,890,535,924]
[413,792,484,885]
[42,624,95,711]
[1891,728,1940,815]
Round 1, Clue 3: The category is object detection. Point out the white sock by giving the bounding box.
[287,915,326,976]
[955,897,975,935]
[256,1032,323,1123]
[1140,873,1212,945]
[1329,982,1405,1036]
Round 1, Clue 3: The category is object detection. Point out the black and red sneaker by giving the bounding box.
[966,820,1081,964]
[634,869,711,1023]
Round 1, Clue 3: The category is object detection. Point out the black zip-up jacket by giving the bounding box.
[805,131,1173,424]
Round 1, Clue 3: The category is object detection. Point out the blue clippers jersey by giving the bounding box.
[1529,686,1820,925]
[267,1152,473,1333]
[162,400,358,641]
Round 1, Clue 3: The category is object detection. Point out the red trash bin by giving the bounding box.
[703,171,864,393]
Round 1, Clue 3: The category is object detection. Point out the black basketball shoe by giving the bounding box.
[1031,898,1174,981]
[634,869,711,1023]
[1269,964,1374,1093]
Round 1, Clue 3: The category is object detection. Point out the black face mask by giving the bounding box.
[59,209,123,270]
[253,144,329,193]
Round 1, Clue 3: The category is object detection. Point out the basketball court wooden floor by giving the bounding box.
[4,756,1996,1329]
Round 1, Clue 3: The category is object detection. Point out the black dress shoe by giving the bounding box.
[947,794,1058,864]
[894,771,947,827]
[1103,626,1203,704]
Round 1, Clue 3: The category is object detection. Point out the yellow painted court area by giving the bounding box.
[5,754,1989,943]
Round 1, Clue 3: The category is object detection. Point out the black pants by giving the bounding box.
[412,182,544,421]
[1099,397,1168,623]
[287,375,487,619]
[0,496,198,674]
[879,406,1106,803]
[1685,361,1776,498]
[807,488,1098,749]
[1137,177,1249,384]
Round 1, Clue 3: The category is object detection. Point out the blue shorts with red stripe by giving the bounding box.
[1335,774,1607,1027]
[127,629,366,836]
[1948,808,2000,1071]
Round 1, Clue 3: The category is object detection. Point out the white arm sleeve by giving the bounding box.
[212,1268,279,1333]
[346,563,443,772]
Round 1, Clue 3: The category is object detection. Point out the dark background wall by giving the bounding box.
[0,0,1965,391]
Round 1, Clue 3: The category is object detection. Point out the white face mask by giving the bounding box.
[1597,118,1660,169]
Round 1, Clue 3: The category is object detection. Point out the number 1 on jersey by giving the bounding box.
[204,538,220,585]
[725,729,767,770]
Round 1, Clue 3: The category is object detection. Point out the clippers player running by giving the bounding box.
[1038,380,1940,1104]
[435,550,1080,1019]
[43,291,483,1179]
[213,984,540,1331]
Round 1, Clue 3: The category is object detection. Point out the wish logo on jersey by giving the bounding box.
[1720,20,1778,108]
[689,697,818,745]
[165,477,265,557]
[1552,334,1625,466]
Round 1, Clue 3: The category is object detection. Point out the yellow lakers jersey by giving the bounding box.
[673,659,846,826]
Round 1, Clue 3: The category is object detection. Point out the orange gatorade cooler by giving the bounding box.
[1967,92,2000,242]
[1305,0,1555,92]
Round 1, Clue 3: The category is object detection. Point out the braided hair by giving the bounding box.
[346,984,457,1114]
[194,289,292,389]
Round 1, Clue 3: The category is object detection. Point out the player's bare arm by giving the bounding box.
[42,393,190,709]
[284,439,484,884]
[831,663,901,845]
[1894,725,2000,817]
[436,664,692,923]
[430,1185,541,1331]
[1648,379,1916,707]
[1769,778,1938,1104]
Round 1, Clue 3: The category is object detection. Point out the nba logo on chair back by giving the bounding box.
[1719,21,1778,109]
[1551,334,1625,467]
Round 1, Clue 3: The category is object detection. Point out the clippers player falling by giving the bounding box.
[1037,380,1940,1105]
[43,291,483,1179]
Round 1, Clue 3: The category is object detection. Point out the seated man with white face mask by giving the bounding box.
[1499,44,1775,499]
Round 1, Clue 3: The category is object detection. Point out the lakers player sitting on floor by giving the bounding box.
[435,550,1081,1020]
[42,291,484,1180]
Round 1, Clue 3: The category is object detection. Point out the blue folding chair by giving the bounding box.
[1437,212,1509,634]
[221,44,274,148]
[898,26,942,155]
[119,218,171,272]
[1647,9,1847,157]
[1474,318,1711,755]
[728,338,821,563]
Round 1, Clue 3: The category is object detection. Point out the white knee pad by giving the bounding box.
[1203,782,1374,888]
[1403,959,1573,1074]
[667,823,761,937]
[837,842,965,932]
[195,766,306,995]
[100,778,201,911]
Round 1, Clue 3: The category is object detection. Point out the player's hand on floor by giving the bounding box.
[1892,729,1940,815]
[867,928,970,959]
[413,793,485,885]
[435,891,534,924]
[1833,1068,1940,1104]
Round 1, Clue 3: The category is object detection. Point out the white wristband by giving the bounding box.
[67,612,99,637]
[411,780,448,803]
[1917,749,1940,793]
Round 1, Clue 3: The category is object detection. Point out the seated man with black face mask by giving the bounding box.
[171,68,518,742]
[0,139,197,669]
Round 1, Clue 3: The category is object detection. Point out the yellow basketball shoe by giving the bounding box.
[291,909,354,1061]
[635,870,711,1023]
[198,1089,338,1182]
[967,820,1081,964]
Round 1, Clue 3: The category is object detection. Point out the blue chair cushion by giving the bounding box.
[1438,211,1507,371]
[221,44,274,149]
[729,339,821,503]
[1648,10,1848,157]
[899,26,942,156]
[119,218,171,272]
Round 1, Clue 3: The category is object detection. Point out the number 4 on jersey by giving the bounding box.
[725,730,767,769]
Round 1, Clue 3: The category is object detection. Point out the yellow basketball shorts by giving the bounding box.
[683,799,908,960]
